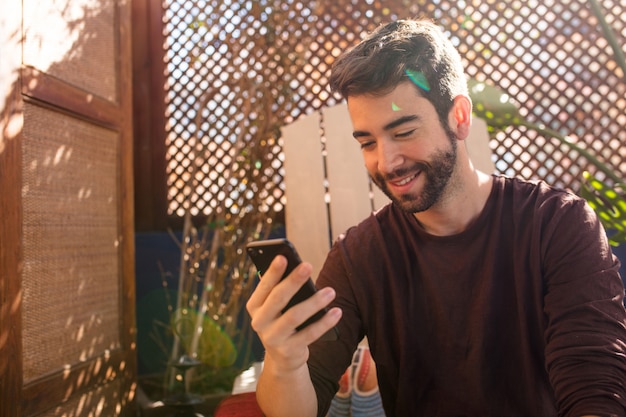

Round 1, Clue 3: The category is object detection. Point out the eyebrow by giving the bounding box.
[352,114,421,138]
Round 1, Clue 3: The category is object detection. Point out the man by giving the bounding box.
[246,18,626,417]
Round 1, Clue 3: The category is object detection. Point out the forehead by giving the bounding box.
[346,82,436,128]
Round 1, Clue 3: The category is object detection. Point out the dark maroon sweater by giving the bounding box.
[309,176,626,417]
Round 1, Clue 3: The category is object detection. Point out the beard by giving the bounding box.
[371,131,458,213]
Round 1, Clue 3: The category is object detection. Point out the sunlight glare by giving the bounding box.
[23,0,101,72]
[0,1,22,147]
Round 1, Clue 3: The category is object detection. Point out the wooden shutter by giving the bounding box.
[0,0,136,415]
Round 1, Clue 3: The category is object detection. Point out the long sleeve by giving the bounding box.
[541,198,626,416]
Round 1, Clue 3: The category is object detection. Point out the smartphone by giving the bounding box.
[246,238,338,341]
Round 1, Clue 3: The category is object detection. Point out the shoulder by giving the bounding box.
[497,175,576,200]
[495,175,590,217]
[494,175,609,257]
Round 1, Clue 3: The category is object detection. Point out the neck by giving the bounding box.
[413,169,493,236]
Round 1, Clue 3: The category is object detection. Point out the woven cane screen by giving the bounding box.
[162,0,626,217]
[37,379,122,417]
[21,104,121,382]
[22,0,118,102]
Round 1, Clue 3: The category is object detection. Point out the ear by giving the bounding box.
[447,95,472,140]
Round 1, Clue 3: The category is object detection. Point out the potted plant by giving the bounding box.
[136,77,286,415]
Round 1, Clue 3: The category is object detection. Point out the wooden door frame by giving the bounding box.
[0,0,137,415]
[0,0,25,412]
[132,0,169,232]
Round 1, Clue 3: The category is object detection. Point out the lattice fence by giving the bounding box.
[162,0,626,217]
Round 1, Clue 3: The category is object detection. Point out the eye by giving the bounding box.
[395,128,416,138]
[359,140,376,150]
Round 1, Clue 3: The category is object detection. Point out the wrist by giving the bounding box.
[263,352,310,379]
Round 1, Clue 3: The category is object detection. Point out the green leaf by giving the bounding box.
[171,308,237,368]
[467,79,524,130]
[580,171,626,246]
[468,77,625,247]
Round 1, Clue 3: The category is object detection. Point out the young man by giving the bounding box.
[246,18,626,417]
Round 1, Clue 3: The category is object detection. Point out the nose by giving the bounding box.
[376,139,403,174]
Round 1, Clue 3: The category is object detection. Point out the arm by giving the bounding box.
[542,198,626,416]
[255,354,318,417]
[246,255,342,417]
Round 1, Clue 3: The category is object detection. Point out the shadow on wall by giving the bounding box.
[2,1,137,415]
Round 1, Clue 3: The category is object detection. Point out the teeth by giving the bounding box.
[396,174,416,186]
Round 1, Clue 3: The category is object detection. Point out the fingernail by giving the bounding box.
[275,255,287,267]
[328,307,342,319]
[320,287,335,300]
[299,262,312,277]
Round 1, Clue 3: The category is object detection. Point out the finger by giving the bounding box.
[263,306,342,369]
[262,301,342,354]
[246,255,288,313]
[265,261,313,311]
[250,265,326,345]
[251,261,313,333]
[292,306,343,346]
[247,258,315,340]
[277,286,338,335]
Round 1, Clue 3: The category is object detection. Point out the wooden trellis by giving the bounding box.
[161,0,626,217]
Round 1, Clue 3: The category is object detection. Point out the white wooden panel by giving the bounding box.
[467,117,495,174]
[371,182,391,211]
[282,111,330,280]
[323,103,374,242]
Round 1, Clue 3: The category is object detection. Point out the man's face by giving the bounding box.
[347,82,457,213]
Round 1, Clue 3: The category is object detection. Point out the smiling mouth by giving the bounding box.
[391,172,419,187]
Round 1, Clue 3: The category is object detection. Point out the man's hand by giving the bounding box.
[247,254,342,371]
[246,254,342,416]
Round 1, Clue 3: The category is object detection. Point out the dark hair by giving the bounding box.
[329,18,468,126]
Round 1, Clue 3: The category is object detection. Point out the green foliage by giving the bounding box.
[468,79,523,131]
[157,76,282,396]
[580,172,626,247]
[468,78,626,247]
[171,308,238,369]
[468,3,625,247]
